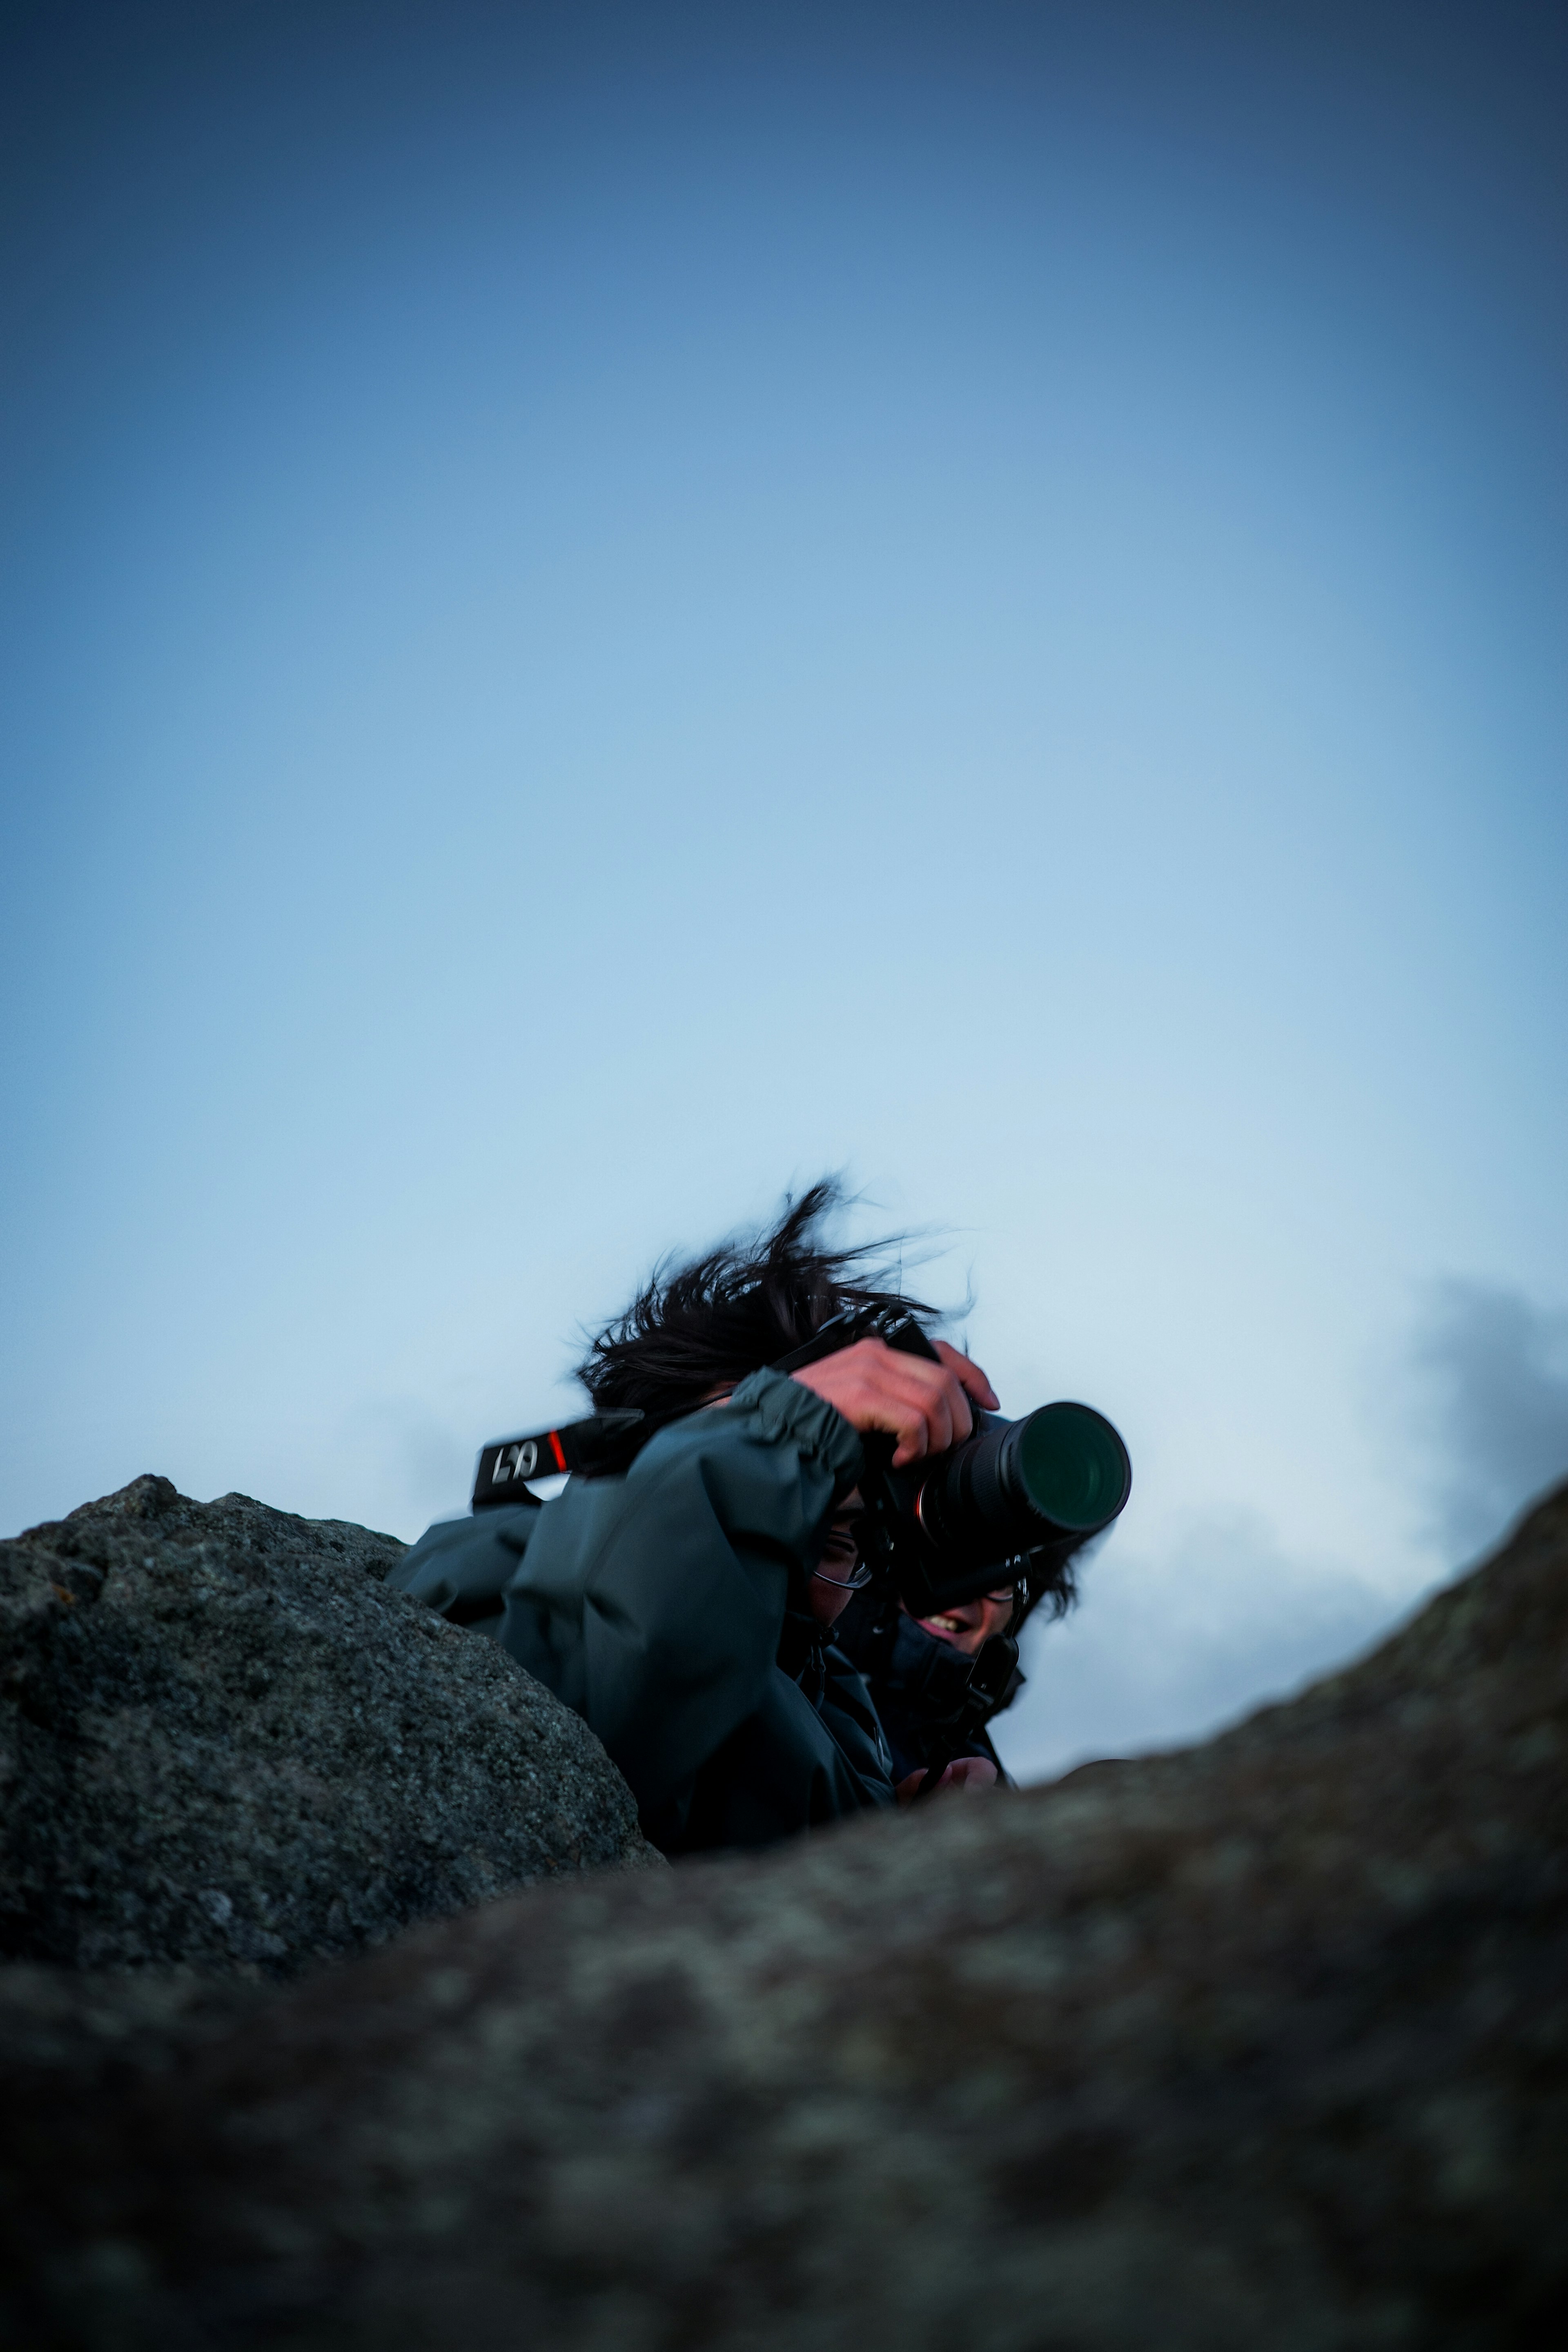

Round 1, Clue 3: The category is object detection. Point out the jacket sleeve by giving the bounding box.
[383,1506,536,1626]
[502,1368,864,1818]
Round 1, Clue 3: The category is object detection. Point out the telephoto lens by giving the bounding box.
[889,1402,1131,1616]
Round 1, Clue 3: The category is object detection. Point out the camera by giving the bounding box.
[775,1305,1131,1619]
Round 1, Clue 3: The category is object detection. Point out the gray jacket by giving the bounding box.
[387,1368,896,1854]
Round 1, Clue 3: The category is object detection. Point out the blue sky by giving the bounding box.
[3,0,1565,1777]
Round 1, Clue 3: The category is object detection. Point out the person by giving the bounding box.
[387,1183,1000,1856]
[831,1581,1018,1790]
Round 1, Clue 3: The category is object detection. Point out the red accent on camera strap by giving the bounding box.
[547,1428,568,1473]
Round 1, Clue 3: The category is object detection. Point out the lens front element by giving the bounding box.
[1011,1403,1132,1533]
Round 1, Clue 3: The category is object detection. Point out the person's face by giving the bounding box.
[907,1588,1016,1657]
[807,1492,867,1627]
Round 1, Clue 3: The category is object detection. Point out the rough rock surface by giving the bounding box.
[2,1480,1566,2350]
[0,1475,658,1975]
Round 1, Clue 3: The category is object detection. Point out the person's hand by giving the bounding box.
[894,1756,999,1805]
[791,1338,998,1468]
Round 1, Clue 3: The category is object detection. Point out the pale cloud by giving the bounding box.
[1408,1279,1568,1561]
[997,1511,1395,1784]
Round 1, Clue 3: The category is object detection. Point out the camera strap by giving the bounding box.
[471,1409,647,1507]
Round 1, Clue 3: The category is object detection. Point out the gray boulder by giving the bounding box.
[2,1479,1565,2350]
[0,1474,658,1975]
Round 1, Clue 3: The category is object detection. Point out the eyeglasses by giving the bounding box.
[810,1521,1020,1604]
[813,1519,874,1592]
[810,1559,877,1592]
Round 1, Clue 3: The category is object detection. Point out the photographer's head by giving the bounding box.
[580,1180,1002,1625]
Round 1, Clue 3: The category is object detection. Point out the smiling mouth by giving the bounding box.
[919,1612,969,1643]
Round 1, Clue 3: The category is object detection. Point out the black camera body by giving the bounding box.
[773,1304,1132,1623]
[792,1305,1131,1788]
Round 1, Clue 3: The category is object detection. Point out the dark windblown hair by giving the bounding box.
[578,1179,933,1418]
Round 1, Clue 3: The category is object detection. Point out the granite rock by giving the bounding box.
[1,1480,1565,2350]
[0,1475,658,1976]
